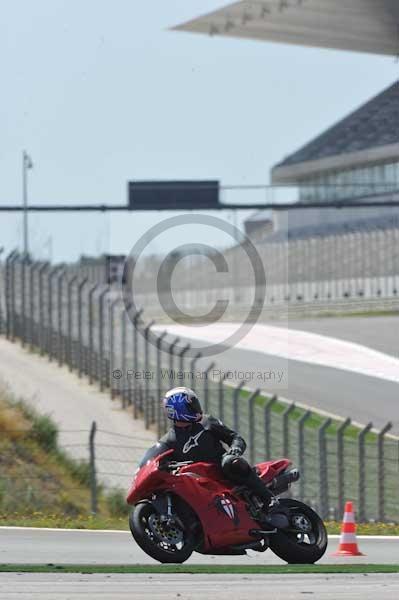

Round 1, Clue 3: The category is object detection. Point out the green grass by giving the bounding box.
[0,388,127,520]
[0,513,129,530]
[1,514,399,535]
[238,387,380,441]
[325,521,399,535]
[1,564,399,575]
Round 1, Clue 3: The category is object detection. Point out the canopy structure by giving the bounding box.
[272,81,399,182]
[172,0,399,56]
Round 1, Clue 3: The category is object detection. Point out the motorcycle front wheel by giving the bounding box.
[268,498,328,564]
[129,500,197,564]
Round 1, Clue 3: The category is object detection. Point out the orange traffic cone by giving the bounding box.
[333,501,365,556]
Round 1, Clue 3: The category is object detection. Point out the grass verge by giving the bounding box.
[0,513,399,536]
[1,515,399,535]
[235,387,392,442]
[0,514,128,530]
[1,564,399,575]
[0,383,128,520]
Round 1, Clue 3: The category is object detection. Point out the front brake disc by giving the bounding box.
[148,513,184,544]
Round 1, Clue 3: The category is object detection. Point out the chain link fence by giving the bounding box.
[0,251,398,522]
[129,215,399,318]
[0,421,146,516]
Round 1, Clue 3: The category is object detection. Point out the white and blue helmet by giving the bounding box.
[163,387,202,423]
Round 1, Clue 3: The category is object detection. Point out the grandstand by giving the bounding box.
[165,5,399,316]
[131,82,399,316]
[270,80,399,232]
[241,81,399,237]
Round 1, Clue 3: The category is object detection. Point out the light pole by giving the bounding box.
[22,150,33,257]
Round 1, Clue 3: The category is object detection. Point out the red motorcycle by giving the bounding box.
[127,449,327,564]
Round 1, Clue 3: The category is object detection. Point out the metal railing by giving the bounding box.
[0,422,148,516]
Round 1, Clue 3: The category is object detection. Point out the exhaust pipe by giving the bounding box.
[267,468,300,495]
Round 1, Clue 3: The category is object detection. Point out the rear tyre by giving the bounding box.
[129,500,197,564]
[268,498,327,564]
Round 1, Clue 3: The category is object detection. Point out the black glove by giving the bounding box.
[227,446,243,457]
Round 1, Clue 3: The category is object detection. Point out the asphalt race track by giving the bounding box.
[158,315,399,434]
[2,528,398,565]
[1,529,399,599]
[200,343,399,432]
[281,316,399,358]
[2,572,399,600]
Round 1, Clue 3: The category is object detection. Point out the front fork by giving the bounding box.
[166,493,173,518]
[156,493,185,531]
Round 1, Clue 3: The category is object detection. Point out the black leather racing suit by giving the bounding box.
[139,414,273,505]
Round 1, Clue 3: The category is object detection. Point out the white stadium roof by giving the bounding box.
[173,0,399,56]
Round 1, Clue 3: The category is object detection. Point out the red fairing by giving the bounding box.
[256,459,292,482]
[126,449,174,505]
[126,453,292,553]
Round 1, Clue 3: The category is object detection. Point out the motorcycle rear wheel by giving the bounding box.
[268,498,327,564]
[129,500,197,564]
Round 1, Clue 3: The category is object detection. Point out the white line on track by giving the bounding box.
[0,527,398,540]
[154,323,399,385]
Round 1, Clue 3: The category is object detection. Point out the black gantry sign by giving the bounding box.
[128,180,220,210]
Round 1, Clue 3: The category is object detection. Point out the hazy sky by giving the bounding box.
[1,0,398,262]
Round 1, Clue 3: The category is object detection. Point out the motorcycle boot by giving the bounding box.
[246,469,290,528]
[222,454,289,529]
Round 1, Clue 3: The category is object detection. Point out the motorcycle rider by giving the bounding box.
[139,386,285,521]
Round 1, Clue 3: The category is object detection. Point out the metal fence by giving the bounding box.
[0,251,398,522]
[0,421,146,515]
[130,216,399,317]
